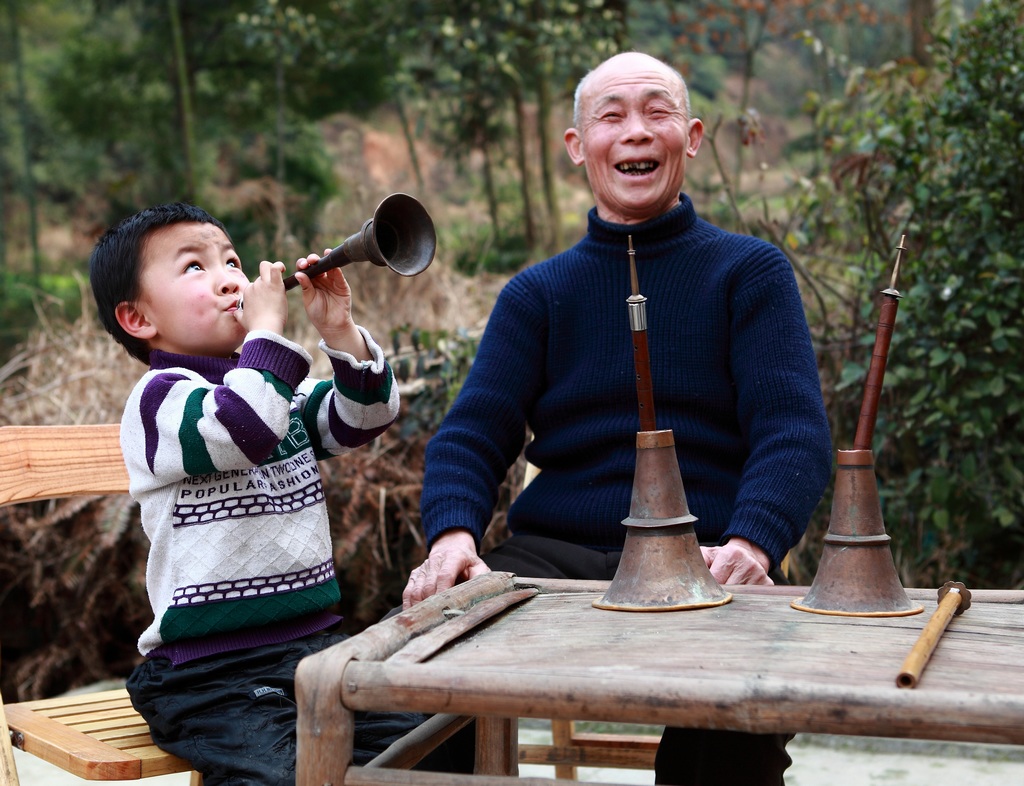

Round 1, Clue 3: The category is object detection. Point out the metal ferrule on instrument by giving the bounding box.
[627,295,647,331]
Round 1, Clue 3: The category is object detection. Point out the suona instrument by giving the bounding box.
[238,193,435,309]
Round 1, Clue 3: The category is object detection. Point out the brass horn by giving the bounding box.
[282,193,436,290]
[791,236,923,617]
[594,236,733,612]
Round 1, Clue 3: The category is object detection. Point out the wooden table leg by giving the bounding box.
[295,655,353,786]
[475,717,517,776]
[551,719,577,780]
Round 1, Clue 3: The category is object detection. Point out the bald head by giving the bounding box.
[573,52,691,128]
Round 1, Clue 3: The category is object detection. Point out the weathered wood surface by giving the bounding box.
[296,573,1024,785]
[346,770,616,786]
[519,726,659,771]
[296,572,523,785]
[332,575,1024,744]
[0,424,129,505]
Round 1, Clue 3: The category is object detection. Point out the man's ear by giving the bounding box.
[115,301,156,341]
[564,128,585,167]
[686,118,705,158]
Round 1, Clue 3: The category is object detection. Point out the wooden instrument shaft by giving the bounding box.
[632,329,657,433]
[854,294,899,451]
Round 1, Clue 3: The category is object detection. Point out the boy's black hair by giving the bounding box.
[89,203,230,364]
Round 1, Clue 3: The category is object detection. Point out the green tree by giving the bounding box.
[807,0,1024,588]
[167,0,197,202]
[4,0,41,282]
[42,1,376,249]
[239,1,318,246]
[396,0,622,265]
[664,0,907,196]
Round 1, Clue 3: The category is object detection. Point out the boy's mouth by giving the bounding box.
[616,161,659,175]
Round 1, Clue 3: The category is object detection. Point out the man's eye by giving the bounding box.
[227,259,241,269]
[186,262,202,272]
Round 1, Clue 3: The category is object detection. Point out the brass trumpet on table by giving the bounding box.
[792,236,923,617]
[594,236,732,612]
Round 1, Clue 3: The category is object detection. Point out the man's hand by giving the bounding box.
[402,529,490,609]
[701,537,774,585]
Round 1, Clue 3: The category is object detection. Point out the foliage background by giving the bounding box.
[2,0,1021,700]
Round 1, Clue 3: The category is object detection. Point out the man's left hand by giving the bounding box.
[701,537,774,585]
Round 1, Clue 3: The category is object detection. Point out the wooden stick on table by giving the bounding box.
[897,581,972,689]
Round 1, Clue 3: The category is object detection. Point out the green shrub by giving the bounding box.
[810,0,1024,588]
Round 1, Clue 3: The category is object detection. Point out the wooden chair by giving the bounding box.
[518,721,658,778]
[2,656,21,786]
[1,424,202,784]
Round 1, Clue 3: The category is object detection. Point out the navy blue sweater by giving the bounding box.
[421,195,832,569]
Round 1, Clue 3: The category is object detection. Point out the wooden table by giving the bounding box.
[295,572,1024,786]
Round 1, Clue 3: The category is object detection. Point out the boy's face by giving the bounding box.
[119,222,250,359]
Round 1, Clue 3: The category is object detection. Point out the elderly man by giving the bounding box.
[404,51,832,785]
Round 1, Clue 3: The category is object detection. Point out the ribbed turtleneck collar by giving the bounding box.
[585,193,697,247]
[148,349,239,385]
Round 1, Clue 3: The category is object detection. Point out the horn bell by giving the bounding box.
[594,430,733,612]
[791,449,924,617]
[349,192,437,276]
[281,192,436,290]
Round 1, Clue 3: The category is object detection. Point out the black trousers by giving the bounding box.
[483,534,793,786]
[127,632,468,786]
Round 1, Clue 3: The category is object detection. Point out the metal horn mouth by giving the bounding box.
[280,193,436,290]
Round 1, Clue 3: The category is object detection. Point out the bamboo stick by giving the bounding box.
[897,582,971,689]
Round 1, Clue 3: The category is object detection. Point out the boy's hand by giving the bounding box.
[237,260,288,335]
[294,250,371,361]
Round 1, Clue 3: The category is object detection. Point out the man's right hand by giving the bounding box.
[402,529,490,609]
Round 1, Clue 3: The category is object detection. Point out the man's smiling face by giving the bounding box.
[565,53,703,225]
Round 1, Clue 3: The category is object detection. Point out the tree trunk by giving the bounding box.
[0,114,7,281]
[395,93,425,194]
[480,139,500,245]
[511,84,536,252]
[6,0,40,282]
[731,47,754,196]
[535,66,561,255]
[909,0,934,66]
[732,7,769,199]
[274,50,288,248]
[167,0,197,202]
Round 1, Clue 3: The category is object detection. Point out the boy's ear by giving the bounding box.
[115,301,156,341]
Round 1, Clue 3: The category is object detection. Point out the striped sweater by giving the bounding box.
[121,328,398,664]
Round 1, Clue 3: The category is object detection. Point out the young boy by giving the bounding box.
[89,202,428,785]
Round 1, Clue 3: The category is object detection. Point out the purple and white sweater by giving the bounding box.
[121,328,398,664]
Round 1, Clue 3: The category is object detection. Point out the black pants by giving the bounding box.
[483,534,793,786]
[127,632,467,786]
